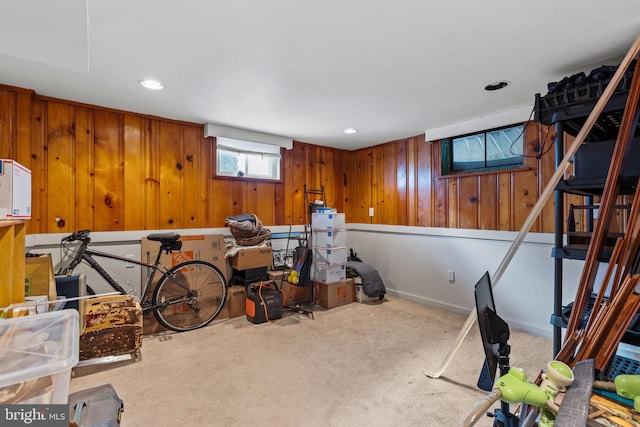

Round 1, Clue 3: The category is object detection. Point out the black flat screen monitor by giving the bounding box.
[475,271,510,385]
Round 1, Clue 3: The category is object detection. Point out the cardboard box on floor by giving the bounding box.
[25,254,57,305]
[141,234,228,281]
[267,270,289,282]
[226,285,246,318]
[228,246,273,270]
[140,234,228,334]
[313,279,353,309]
[269,271,312,306]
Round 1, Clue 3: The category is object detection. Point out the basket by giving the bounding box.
[228,214,263,239]
[235,228,271,246]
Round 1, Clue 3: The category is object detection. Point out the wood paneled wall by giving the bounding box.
[346,123,557,232]
[0,85,352,234]
[1,83,609,236]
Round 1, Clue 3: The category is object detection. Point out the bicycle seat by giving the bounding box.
[146,233,180,244]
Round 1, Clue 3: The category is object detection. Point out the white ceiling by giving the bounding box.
[0,0,638,150]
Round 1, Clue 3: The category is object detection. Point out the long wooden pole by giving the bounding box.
[424,35,640,379]
[582,237,622,333]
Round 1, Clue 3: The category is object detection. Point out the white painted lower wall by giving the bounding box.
[26,224,602,339]
[346,224,607,340]
[25,226,307,299]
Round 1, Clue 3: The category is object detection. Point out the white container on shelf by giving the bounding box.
[0,309,79,404]
[0,159,31,220]
[312,262,347,283]
[312,229,347,248]
[311,213,345,230]
[313,246,348,265]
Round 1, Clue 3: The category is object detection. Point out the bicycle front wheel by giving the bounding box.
[152,260,227,332]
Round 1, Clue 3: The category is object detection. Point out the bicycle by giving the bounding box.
[57,230,228,332]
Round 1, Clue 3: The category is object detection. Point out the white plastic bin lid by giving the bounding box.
[0,309,79,388]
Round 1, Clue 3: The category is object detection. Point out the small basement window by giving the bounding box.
[442,124,524,175]
[216,137,281,180]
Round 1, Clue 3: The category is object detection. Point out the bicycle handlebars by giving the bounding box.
[62,229,91,243]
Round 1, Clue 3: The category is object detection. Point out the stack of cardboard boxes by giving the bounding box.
[311,212,353,308]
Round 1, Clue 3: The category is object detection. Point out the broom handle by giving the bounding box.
[461,389,502,427]
[425,34,640,379]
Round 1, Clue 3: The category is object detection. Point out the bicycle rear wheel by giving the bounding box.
[152,260,227,332]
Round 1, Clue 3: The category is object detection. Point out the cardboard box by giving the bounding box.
[312,229,347,248]
[0,159,31,220]
[313,279,353,309]
[311,213,345,230]
[312,262,346,283]
[228,246,273,270]
[313,246,347,265]
[225,285,246,318]
[279,279,312,306]
[270,270,312,305]
[141,234,227,285]
[25,254,57,304]
[267,269,291,283]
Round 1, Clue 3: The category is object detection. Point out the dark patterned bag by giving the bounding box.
[291,245,313,287]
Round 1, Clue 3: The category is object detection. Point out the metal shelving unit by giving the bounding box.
[534,61,640,356]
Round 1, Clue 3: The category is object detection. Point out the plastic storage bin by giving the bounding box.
[0,309,79,404]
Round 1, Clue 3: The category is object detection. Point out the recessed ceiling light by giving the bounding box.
[344,128,358,134]
[484,81,509,91]
[140,79,164,90]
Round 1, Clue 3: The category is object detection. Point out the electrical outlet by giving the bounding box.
[369,207,374,217]
[125,254,135,268]
[447,270,455,282]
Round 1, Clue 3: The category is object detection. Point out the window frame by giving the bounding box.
[215,137,282,181]
[441,123,525,176]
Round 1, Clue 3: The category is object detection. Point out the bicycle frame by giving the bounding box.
[66,243,190,313]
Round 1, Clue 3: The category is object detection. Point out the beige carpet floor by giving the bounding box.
[69,296,552,427]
